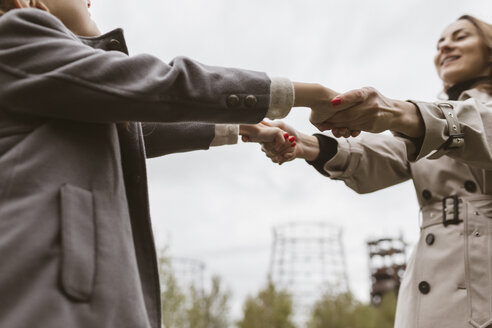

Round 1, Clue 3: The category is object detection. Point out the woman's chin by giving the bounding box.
[441,70,472,87]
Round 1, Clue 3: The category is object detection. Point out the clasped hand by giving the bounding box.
[241,84,424,165]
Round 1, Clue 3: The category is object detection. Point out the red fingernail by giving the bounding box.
[283,133,289,139]
[288,136,296,142]
[331,97,342,106]
[291,142,296,147]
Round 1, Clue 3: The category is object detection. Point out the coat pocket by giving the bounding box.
[59,184,96,302]
[464,203,492,328]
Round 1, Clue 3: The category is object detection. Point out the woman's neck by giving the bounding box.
[446,76,492,100]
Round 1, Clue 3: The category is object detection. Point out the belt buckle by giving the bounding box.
[442,195,462,227]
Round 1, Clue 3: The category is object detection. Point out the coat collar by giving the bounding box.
[459,88,492,103]
[77,28,129,55]
[446,76,492,101]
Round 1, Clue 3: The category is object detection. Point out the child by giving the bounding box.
[0,1,337,327]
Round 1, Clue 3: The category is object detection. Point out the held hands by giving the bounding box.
[306,86,424,139]
[239,123,296,159]
[293,82,362,139]
[239,121,320,166]
[260,121,321,165]
[241,84,425,166]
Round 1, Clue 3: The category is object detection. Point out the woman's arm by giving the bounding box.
[316,86,492,170]
[261,121,412,194]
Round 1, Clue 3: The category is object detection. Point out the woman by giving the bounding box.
[0,0,337,327]
[263,15,492,328]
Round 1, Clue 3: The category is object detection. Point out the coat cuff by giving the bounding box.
[306,134,338,177]
[322,138,363,179]
[265,77,294,119]
[210,124,239,146]
[404,100,464,161]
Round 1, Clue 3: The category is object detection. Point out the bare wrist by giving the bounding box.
[293,82,329,108]
[297,133,320,161]
[239,124,257,135]
[391,100,425,138]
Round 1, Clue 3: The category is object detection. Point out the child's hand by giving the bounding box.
[261,121,321,165]
[259,121,298,165]
[239,123,296,156]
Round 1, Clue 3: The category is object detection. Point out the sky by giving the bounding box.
[91,0,492,320]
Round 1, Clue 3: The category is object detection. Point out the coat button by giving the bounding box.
[464,180,477,193]
[226,95,241,108]
[418,281,431,294]
[107,39,121,51]
[422,189,432,200]
[425,233,435,245]
[244,95,258,108]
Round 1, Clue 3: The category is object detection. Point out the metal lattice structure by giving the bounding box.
[269,221,349,325]
[367,236,407,305]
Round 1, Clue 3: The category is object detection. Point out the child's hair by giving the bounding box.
[0,0,47,15]
[0,0,16,14]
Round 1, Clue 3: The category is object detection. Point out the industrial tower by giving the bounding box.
[367,236,407,305]
[269,221,349,325]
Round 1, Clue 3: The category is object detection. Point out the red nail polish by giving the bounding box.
[283,133,289,139]
[331,97,342,106]
[291,142,296,147]
[288,136,296,142]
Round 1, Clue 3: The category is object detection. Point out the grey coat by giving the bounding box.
[0,8,271,328]
[319,89,492,328]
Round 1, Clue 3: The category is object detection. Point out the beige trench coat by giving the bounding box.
[320,88,492,328]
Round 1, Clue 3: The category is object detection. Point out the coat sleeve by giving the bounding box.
[0,9,270,124]
[317,133,412,194]
[399,91,492,170]
[142,122,215,158]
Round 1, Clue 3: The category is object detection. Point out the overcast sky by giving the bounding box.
[92,0,492,320]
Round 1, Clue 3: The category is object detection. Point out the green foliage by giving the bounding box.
[236,281,296,328]
[307,292,397,328]
[186,276,231,328]
[160,254,188,328]
[159,248,397,328]
[159,251,231,328]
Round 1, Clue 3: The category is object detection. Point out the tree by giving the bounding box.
[186,276,231,328]
[237,281,296,328]
[158,250,231,328]
[307,292,397,328]
[159,252,188,328]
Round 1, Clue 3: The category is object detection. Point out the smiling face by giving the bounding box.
[434,19,492,87]
[37,0,100,36]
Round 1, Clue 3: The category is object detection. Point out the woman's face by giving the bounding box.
[434,19,491,86]
[40,0,100,36]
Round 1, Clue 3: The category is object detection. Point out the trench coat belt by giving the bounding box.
[420,194,492,230]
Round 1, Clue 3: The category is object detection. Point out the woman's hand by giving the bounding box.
[314,87,425,138]
[292,82,360,138]
[261,121,320,165]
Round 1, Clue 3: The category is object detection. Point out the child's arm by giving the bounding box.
[142,122,216,158]
[0,9,293,125]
